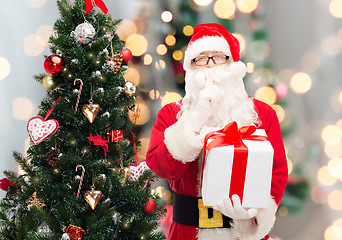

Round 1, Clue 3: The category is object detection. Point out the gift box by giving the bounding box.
[201,122,274,209]
[65,224,85,240]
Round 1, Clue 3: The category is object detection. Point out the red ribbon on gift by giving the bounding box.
[201,122,268,203]
[85,0,108,14]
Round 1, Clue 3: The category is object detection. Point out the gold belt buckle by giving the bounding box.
[198,199,223,228]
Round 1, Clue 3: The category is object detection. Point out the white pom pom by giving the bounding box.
[61,233,70,240]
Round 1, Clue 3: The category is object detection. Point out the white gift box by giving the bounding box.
[201,129,274,209]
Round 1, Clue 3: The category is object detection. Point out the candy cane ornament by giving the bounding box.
[74,78,83,113]
[75,165,85,199]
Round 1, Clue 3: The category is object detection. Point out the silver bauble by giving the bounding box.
[73,22,96,44]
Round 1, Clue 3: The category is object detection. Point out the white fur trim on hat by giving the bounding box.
[183,36,232,71]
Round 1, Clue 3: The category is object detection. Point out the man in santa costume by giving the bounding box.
[146,23,288,240]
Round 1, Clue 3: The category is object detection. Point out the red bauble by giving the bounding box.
[44,55,65,76]
[121,48,132,63]
[142,198,156,215]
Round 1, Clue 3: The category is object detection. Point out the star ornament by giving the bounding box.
[87,133,109,159]
[26,191,46,208]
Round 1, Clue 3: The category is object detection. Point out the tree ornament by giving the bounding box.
[83,171,102,210]
[46,147,61,167]
[113,167,131,185]
[72,22,96,44]
[82,101,101,123]
[73,78,83,112]
[27,97,61,145]
[142,198,156,215]
[65,225,85,240]
[26,189,46,208]
[82,85,101,123]
[124,81,136,95]
[0,178,17,191]
[121,48,132,63]
[83,186,103,210]
[86,133,109,159]
[106,53,123,74]
[44,55,65,76]
[42,75,57,90]
[75,165,85,199]
[107,130,123,143]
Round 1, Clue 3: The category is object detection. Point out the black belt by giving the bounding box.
[173,193,232,228]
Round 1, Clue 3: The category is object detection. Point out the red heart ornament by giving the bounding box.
[27,116,59,145]
[128,161,150,183]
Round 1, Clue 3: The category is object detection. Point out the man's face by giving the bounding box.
[190,51,230,70]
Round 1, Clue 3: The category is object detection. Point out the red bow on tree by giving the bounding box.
[85,0,108,14]
[87,133,109,159]
[0,178,18,191]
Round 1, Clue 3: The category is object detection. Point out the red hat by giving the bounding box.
[183,23,241,71]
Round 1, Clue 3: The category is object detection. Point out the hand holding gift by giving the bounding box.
[213,194,258,219]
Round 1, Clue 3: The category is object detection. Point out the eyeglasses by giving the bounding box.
[192,53,229,66]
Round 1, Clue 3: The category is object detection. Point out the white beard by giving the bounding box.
[179,63,259,129]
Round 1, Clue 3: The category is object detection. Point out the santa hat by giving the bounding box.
[183,23,241,71]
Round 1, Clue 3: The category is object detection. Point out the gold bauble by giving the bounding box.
[42,75,57,90]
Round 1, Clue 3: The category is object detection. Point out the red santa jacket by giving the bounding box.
[146,99,288,240]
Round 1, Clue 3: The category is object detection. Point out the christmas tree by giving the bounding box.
[0,0,165,239]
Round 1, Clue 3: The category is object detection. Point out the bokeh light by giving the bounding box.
[36,25,53,46]
[143,54,153,65]
[236,0,259,13]
[12,97,34,120]
[246,62,254,73]
[324,225,342,240]
[161,11,173,23]
[173,50,183,61]
[214,0,236,19]
[26,0,46,8]
[232,33,246,54]
[156,44,168,55]
[183,25,194,36]
[149,89,160,100]
[165,35,176,46]
[329,0,342,18]
[287,158,293,175]
[161,92,182,107]
[301,52,321,72]
[193,0,214,6]
[321,36,342,56]
[124,67,140,86]
[311,185,328,204]
[128,102,150,125]
[24,34,45,56]
[155,60,166,70]
[322,125,342,144]
[125,34,148,56]
[254,86,277,106]
[317,166,337,186]
[290,72,312,94]
[116,20,138,41]
[272,104,285,123]
[327,157,342,178]
[0,57,11,80]
[324,142,342,158]
[277,206,288,217]
[328,190,342,210]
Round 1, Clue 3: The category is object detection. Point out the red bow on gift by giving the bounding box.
[87,133,109,159]
[201,122,268,203]
[85,0,108,14]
